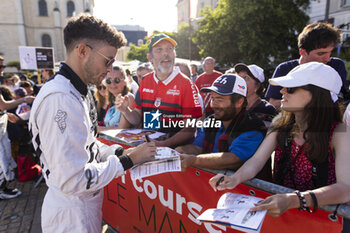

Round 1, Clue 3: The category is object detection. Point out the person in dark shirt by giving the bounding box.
[265,22,349,108]
[234,63,277,126]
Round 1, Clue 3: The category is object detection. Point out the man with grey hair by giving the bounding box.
[195,56,222,116]
[118,34,202,148]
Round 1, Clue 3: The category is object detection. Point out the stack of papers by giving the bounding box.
[130,147,181,180]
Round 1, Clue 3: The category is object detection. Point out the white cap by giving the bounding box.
[234,63,265,83]
[269,62,342,102]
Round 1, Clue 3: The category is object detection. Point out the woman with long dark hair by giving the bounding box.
[209,62,350,217]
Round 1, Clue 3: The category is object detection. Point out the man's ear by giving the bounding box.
[235,96,244,108]
[299,48,307,56]
[147,53,153,64]
[76,43,89,59]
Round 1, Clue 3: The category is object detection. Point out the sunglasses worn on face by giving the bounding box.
[97,85,106,90]
[85,44,115,67]
[106,77,123,85]
[0,65,6,69]
[286,86,311,94]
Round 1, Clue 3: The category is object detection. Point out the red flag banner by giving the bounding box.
[102,166,343,233]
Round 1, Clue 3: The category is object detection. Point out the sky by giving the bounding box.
[93,0,179,34]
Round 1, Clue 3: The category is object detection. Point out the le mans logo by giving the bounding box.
[143,110,161,129]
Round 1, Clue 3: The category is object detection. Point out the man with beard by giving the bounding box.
[29,15,156,233]
[176,74,268,174]
[117,34,202,147]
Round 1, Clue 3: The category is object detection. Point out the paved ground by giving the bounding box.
[0,178,46,233]
[0,178,115,233]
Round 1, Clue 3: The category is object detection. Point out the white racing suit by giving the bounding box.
[29,66,131,233]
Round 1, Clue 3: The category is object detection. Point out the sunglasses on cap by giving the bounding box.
[286,85,311,94]
[85,44,115,67]
[97,85,106,90]
[105,77,124,85]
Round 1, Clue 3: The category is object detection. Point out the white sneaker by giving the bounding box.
[0,188,22,200]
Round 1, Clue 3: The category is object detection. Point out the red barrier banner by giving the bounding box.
[102,166,342,233]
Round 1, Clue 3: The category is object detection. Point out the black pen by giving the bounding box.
[216,175,225,187]
[145,134,151,142]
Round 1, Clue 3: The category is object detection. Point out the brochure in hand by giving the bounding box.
[197,192,267,233]
[130,147,181,180]
[99,128,167,146]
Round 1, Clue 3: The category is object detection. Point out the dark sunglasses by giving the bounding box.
[97,85,106,90]
[0,65,6,69]
[85,44,115,67]
[286,86,311,94]
[106,77,123,85]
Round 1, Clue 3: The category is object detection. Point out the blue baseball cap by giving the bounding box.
[201,74,247,97]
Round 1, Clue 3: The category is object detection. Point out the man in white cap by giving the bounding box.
[176,74,271,180]
[234,63,277,126]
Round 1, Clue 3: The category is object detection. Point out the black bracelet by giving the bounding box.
[294,190,304,210]
[294,190,312,212]
[308,191,318,213]
[114,147,124,157]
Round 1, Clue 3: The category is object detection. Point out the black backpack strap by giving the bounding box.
[311,160,329,188]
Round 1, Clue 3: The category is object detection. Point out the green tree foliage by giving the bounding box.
[194,0,310,71]
[6,60,20,70]
[127,43,149,62]
[173,22,201,60]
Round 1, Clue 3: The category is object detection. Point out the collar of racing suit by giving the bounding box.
[57,63,88,96]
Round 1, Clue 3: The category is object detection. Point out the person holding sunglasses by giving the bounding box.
[101,65,135,129]
[209,62,350,219]
[94,79,109,126]
[29,15,156,233]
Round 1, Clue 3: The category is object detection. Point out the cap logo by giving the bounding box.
[216,77,227,84]
[238,84,245,89]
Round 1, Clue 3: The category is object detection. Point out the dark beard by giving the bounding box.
[213,106,236,121]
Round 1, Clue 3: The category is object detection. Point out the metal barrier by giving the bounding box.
[203,168,350,219]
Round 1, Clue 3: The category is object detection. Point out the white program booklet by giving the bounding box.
[197,192,267,233]
[130,147,181,180]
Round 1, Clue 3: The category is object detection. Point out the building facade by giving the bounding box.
[293,0,350,41]
[177,0,219,25]
[0,0,94,65]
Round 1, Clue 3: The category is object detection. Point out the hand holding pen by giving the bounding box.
[209,171,239,192]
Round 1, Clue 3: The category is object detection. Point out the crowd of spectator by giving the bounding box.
[0,15,350,232]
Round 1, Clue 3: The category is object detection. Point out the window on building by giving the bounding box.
[343,0,350,6]
[38,0,48,16]
[42,34,52,47]
[84,0,90,12]
[67,1,75,17]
